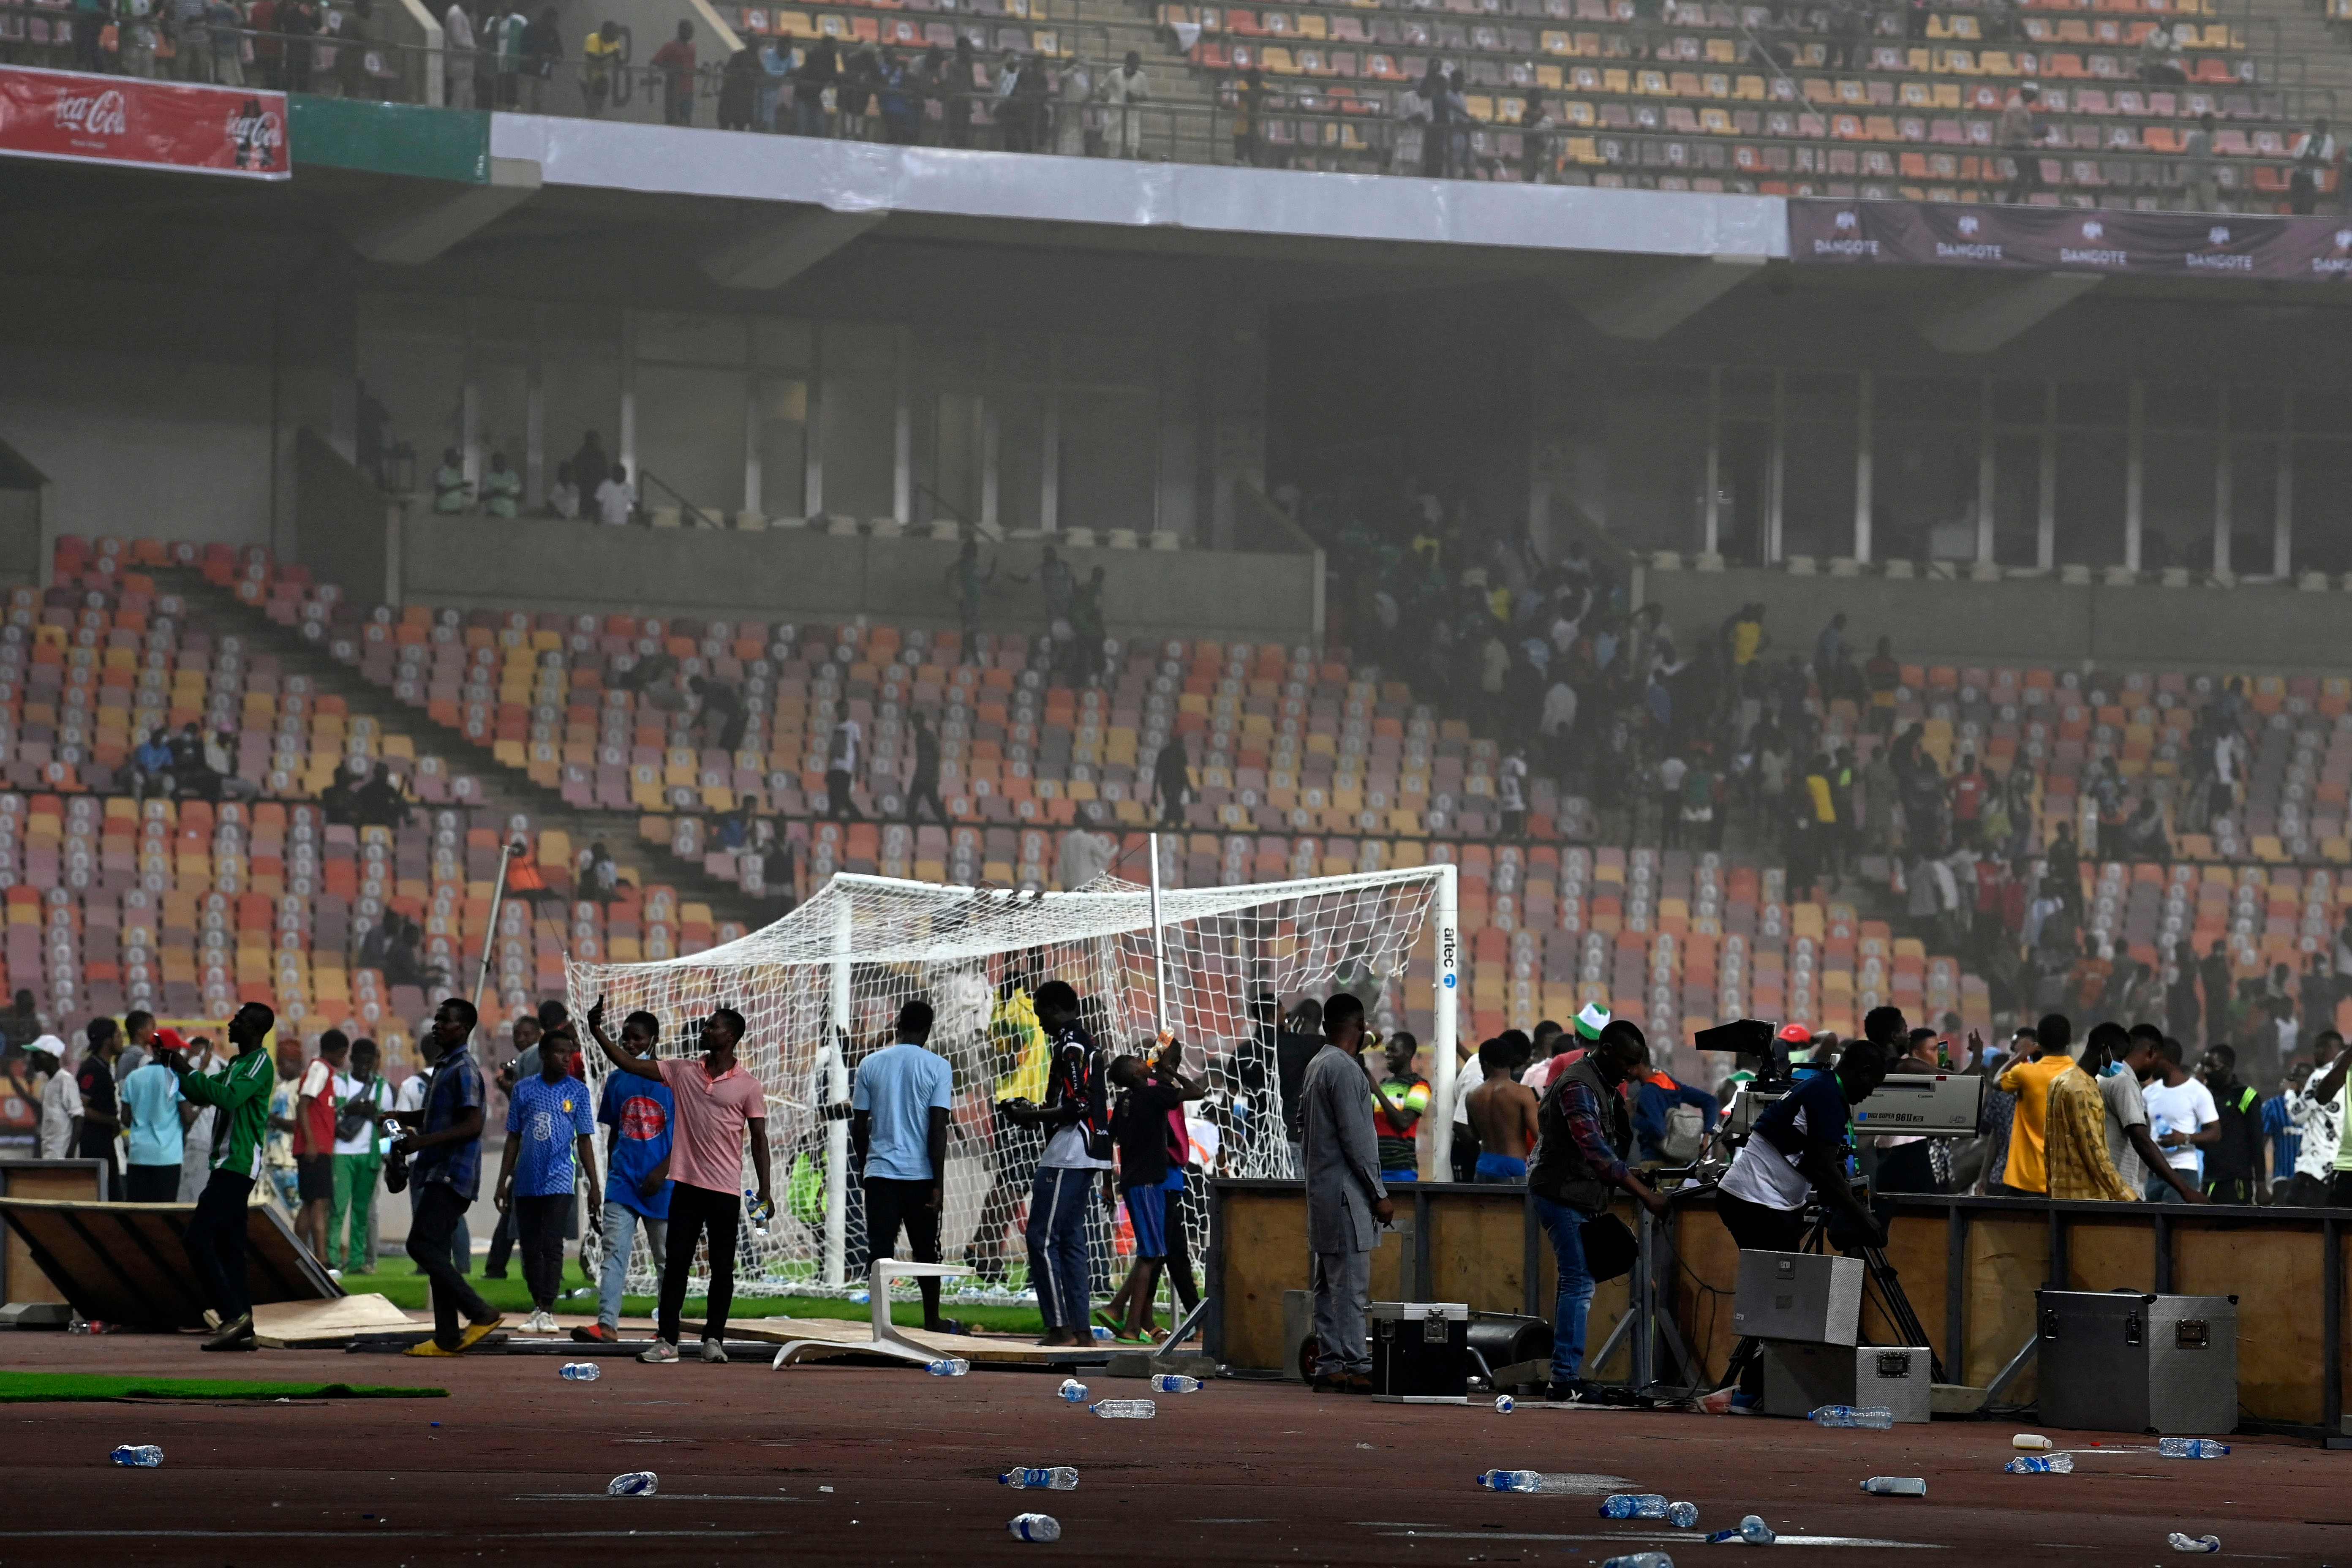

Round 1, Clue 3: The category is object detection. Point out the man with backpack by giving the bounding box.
[1632,1065,1718,1166]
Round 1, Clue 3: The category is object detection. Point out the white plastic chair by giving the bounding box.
[768,1256,970,1370]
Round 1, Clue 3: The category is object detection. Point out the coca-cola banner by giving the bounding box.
[1790,199,2352,283]
[0,65,287,180]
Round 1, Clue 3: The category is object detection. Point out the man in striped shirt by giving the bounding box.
[169,1002,280,1353]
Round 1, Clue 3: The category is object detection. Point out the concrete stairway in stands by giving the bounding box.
[2237,0,2352,120]
[161,569,778,939]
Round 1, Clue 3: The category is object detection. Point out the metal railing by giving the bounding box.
[0,17,2335,200]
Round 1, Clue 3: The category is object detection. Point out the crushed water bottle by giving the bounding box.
[1666,1502,1699,1530]
[1056,1378,1089,1404]
[1810,1405,1896,1429]
[607,1471,659,1497]
[1090,1400,1155,1419]
[109,1445,162,1468]
[926,1358,971,1377]
[2160,1438,2230,1459]
[1009,1514,1063,1543]
[559,1362,601,1381]
[1705,1515,1776,1546]
[2004,1454,2074,1474]
[1001,1467,1079,1490]
[2166,1534,2221,1554]
[1149,1373,1202,1394]
[1598,1554,1674,1568]
[1090,1326,1114,1342]
[1494,1394,1515,1414]
[1859,1476,1927,1496]
[1479,1470,1598,1494]
[1599,1494,1671,1519]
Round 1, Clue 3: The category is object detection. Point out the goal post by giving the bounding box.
[567,860,1460,1301]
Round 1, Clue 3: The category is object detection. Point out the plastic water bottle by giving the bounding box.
[1009,1514,1062,1543]
[1000,1467,1080,1491]
[927,1358,971,1377]
[1599,1494,1671,1519]
[1859,1476,1927,1496]
[1479,1470,1592,1494]
[1090,1325,1114,1342]
[2012,1433,2052,1451]
[1811,1405,1896,1429]
[1598,1554,1674,1568]
[607,1472,659,1497]
[1666,1501,1699,1530]
[2166,1534,2221,1554]
[1149,1373,1202,1394]
[1494,1394,1515,1414]
[559,1362,601,1381]
[1056,1378,1089,1404]
[1090,1400,1155,1419]
[2004,1454,2074,1474]
[743,1190,774,1228]
[109,1445,162,1468]
[2160,1438,2230,1459]
[1706,1515,1776,1545]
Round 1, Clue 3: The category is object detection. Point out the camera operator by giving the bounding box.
[1715,1010,1898,1255]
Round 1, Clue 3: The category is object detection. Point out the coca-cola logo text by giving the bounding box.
[52,89,126,137]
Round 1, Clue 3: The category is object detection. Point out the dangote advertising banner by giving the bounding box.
[1790,198,2352,282]
[0,65,287,180]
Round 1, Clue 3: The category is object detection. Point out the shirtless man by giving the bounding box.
[1464,1035,1540,1183]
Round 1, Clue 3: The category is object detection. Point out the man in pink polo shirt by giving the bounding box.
[591,998,773,1364]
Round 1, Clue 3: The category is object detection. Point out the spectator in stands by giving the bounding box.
[651,20,697,127]
[796,35,840,136]
[825,699,861,821]
[1102,50,1147,158]
[2172,109,2221,212]
[586,842,620,903]
[2137,21,2183,84]
[582,21,622,115]
[942,38,977,148]
[355,764,412,829]
[433,447,470,513]
[1415,62,1448,177]
[1998,85,2049,204]
[1153,734,1193,827]
[689,674,745,753]
[131,730,175,801]
[2290,118,2337,215]
[905,709,945,822]
[546,460,580,520]
[881,49,920,145]
[481,452,521,518]
[439,0,475,106]
[1,991,43,1053]
[838,44,880,139]
[2115,797,2170,863]
[519,6,560,110]
[1232,65,1263,167]
[1519,92,1555,184]
[595,460,635,526]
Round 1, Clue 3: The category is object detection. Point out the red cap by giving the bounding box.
[153,1027,188,1053]
[1775,1023,1813,1046]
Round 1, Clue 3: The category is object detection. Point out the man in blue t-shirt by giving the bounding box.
[120,1051,191,1203]
[577,1007,673,1345]
[852,997,958,1333]
[495,1026,601,1334]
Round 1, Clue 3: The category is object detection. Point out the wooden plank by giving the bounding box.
[1426,1190,1528,1313]
[2176,1220,2322,1426]
[1669,1205,1744,1380]
[1962,1210,2047,1396]
[0,1162,105,1306]
[1873,1210,1949,1364]
[0,1198,337,1328]
[721,1316,1076,1364]
[1220,1187,1308,1372]
[253,1293,420,1346]
[2065,1218,2156,1294]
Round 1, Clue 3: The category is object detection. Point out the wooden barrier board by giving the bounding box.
[0,1198,337,1328]
[724,1316,1085,1365]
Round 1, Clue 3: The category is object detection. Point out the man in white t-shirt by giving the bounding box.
[825,700,862,821]
[2139,1036,2218,1203]
[595,463,635,526]
[2104,1023,2204,1204]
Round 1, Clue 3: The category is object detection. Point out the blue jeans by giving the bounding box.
[1026,1167,1094,1331]
[1533,1194,1598,1386]
[598,1201,668,1330]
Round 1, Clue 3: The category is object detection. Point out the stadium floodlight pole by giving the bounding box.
[1147,831,1169,1035]
[1428,859,1459,1182]
[825,895,852,1288]
[471,841,515,1019]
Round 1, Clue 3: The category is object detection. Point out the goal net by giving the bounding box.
[567,860,1457,1302]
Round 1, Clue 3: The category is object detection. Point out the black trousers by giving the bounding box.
[514,1193,571,1310]
[407,1181,493,1348]
[1163,1181,1200,1315]
[863,1175,944,1324]
[907,771,946,822]
[825,768,857,819]
[658,1183,740,1345]
[181,1168,255,1323]
[1716,1190,1808,1396]
[485,1203,515,1275]
[126,1164,180,1203]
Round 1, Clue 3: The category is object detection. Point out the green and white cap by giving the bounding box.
[1574,1003,1611,1041]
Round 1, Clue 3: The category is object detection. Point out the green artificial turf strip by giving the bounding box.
[350,1257,1051,1335]
[0,1372,446,1403]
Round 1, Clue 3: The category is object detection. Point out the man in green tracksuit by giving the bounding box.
[169,1002,278,1352]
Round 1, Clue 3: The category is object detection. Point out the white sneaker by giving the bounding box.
[699,1339,729,1364]
[640,1339,681,1364]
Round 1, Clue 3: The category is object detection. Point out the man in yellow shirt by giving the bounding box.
[2044,1038,2137,1202]
[1998,1013,2079,1195]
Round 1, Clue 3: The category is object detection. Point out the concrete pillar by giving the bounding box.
[1975,376,1995,565]
[2213,385,2231,576]
[1853,369,1873,565]
[2124,379,2145,572]
[2037,381,2057,571]
[1704,365,1723,558]
[2275,389,2295,580]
